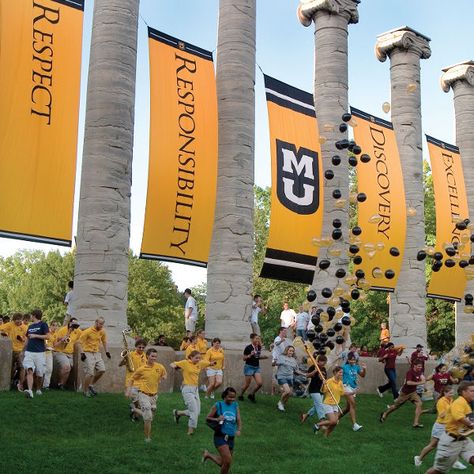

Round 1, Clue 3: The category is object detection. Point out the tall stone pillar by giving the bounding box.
[205,0,256,348]
[441,61,474,345]
[297,0,359,307]
[375,27,431,347]
[73,0,140,345]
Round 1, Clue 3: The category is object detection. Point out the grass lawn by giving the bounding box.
[0,390,467,473]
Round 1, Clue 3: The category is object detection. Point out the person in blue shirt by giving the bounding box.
[203,387,242,474]
[23,309,49,399]
[341,354,366,432]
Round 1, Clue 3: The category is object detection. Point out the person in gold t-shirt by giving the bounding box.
[128,348,167,442]
[0,313,27,389]
[42,320,59,389]
[205,338,225,399]
[426,381,474,473]
[171,350,215,435]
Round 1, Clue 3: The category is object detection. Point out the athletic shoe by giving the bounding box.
[238,395,244,401]
[204,395,209,399]
[453,461,467,470]
[200,384,207,392]
[210,393,215,399]
[17,383,24,392]
[173,409,180,424]
[352,423,363,431]
[24,389,34,399]
[84,392,92,398]
[57,384,65,391]
[312,424,320,434]
[35,390,43,396]
[248,393,256,403]
[376,388,383,398]
[130,412,137,422]
[414,456,422,467]
[144,438,151,443]
[88,386,98,396]
[277,401,285,412]
[412,424,424,429]
[379,412,385,423]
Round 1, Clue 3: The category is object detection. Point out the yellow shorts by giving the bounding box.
[83,352,105,377]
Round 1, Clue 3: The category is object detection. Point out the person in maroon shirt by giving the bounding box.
[376,342,404,400]
[379,361,425,428]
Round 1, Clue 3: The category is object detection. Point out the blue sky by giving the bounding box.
[1,0,472,289]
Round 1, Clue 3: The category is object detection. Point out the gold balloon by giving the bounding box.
[350,235,362,245]
[342,291,352,301]
[464,305,474,314]
[363,243,375,252]
[425,246,435,256]
[343,275,357,286]
[329,296,340,307]
[376,242,385,251]
[335,199,347,209]
[372,267,383,278]
[320,311,329,322]
[334,286,345,297]
[349,118,358,127]
[358,292,368,302]
[329,247,342,257]
[312,237,321,247]
[368,214,382,224]
[367,250,376,259]
[323,123,335,132]
[349,192,358,203]
[335,309,344,319]
[319,136,327,145]
[407,83,417,93]
[358,279,371,291]
[382,101,391,113]
[452,216,463,224]
[461,233,470,244]
[407,207,417,217]
[321,237,333,247]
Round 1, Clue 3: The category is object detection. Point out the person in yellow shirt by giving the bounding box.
[426,381,474,473]
[171,350,216,435]
[313,366,344,438]
[185,335,199,358]
[42,320,59,389]
[379,322,390,343]
[0,313,27,389]
[78,317,111,397]
[119,338,147,417]
[196,329,208,355]
[180,336,191,351]
[127,348,167,442]
[205,338,225,399]
[53,317,82,389]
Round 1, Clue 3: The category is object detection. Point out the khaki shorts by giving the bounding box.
[434,433,474,472]
[83,352,105,377]
[138,391,157,421]
[393,390,421,407]
[23,351,46,377]
[54,352,73,369]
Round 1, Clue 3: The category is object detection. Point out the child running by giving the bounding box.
[275,345,302,411]
[313,366,344,437]
[202,387,242,474]
[171,350,216,435]
[414,386,466,470]
[341,354,366,432]
[300,354,327,424]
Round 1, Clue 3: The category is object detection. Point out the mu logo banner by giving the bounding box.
[276,139,319,215]
[260,75,323,284]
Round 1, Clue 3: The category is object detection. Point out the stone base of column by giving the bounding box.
[455,304,474,347]
[0,339,12,391]
[205,319,253,351]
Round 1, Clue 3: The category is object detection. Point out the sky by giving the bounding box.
[1,0,473,290]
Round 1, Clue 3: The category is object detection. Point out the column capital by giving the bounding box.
[375,26,431,63]
[297,0,359,27]
[441,60,474,93]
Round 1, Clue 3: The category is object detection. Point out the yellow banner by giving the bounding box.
[427,136,469,301]
[141,29,218,266]
[350,107,406,291]
[0,0,84,246]
[260,75,323,284]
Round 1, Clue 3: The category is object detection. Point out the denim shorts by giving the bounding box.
[214,434,235,450]
[244,364,260,376]
[277,377,294,386]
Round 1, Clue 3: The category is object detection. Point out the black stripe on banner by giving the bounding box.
[350,106,393,130]
[0,230,71,247]
[52,0,85,10]
[265,248,317,266]
[370,285,394,293]
[139,253,207,268]
[426,135,459,153]
[148,28,213,61]
[264,75,314,107]
[426,292,461,303]
[260,263,314,284]
[266,93,315,118]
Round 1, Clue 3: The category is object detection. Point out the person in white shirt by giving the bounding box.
[272,327,292,362]
[63,280,74,325]
[280,302,296,338]
[295,305,310,341]
[184,288,198,332]
[249,294,266,336]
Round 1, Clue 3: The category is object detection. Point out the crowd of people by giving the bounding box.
[1,287,474,474]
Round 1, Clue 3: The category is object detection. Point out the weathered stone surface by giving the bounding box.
[0,339,12,391]
[206,0,257,349]
[72,0,139,346]
[441,61,474,345]
[376,27,431,348]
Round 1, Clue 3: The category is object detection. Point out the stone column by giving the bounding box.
[375,27,431,347]
[205,0,256,349]
[441,61,474,345]
[297,0,359,308]
[73,0,140,345]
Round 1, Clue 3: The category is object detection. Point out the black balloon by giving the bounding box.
[357,193,367,203]
[445,247,456,257]
[321,287,332,298]
[319,259,331,270]
[342,113,352,122]
[332,229,343,240]
[445,259,455,268]
[332,155,341,166]
[333,189,342,199]
[417,250,427,261]
[319,333,328,343]
[307,289,317,302]
[327,328,336,337]
[326,341,335,350]
[335,336,345,345]
[335,268,346,279]
[315,324,324,333]
[349,244,360,254]
[332,218,342,228]
[353,255,363,265]
[460,260,469,268]
[433,252,443,261]
[465,293,473,303]
[325,169,334,180]
[336,139,350,150]
[456,221,467,231]
[471,234,474,243]
[339,123,348,132]
[327,306,336,317]
[351,289,360,300]
[352,145,362,155]
[469,255,474,265]
[311,315,320,326]
[389,247,400,257]
[307,330,316,342]
[360,154,371,163]
[432,261,442,272]
[341,315,351,326]
[333,322,343,332]
[385,269,395,279]
[313,341,322,350]
[355,269,365,279]
[351,226,362,236]
[348,156,358,167]
[318,348,327,356]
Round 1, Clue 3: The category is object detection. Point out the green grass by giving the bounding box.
[0,391,466,473]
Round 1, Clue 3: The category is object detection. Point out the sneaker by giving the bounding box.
[84,391,92,398]
[352,423,363,432]
[204,395,209,399]
[35,390,43,396]
[200,384,207,392]
[376,388,383,398]
[238,395,244,401]
[414,456,422,467]
[210,393,215,399]
[57,384,65,391]
[130,412,137,422]
[312,424,320,434]
[379,412,385,423]
[173,409,180,424]
[144,438,151,443]
[17,383,24,392]
[88,386,98,396]
[248,393,256,403]
[277,401,285,412]
[453,461,467,470]
[24,389,34,399]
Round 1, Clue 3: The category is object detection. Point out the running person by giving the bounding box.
[238,334,268,403]
[202,387,242,474]
[205,338,225,400]
[377,342,404,400]
[300,354,327,424]
[341,354,366,431]
[275,345,302,412]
